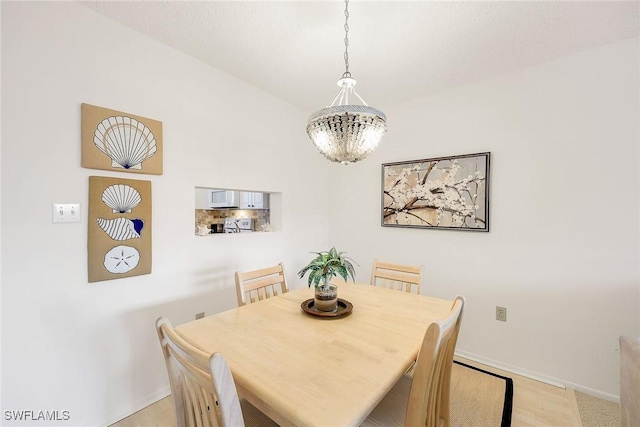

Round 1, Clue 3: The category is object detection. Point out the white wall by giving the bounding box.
[330,37,640,399]
[1,2,330,426]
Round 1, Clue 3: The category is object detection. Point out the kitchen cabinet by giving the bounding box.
[240,192,269,209]
[195,188,209,209]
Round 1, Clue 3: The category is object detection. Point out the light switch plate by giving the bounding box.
[53,203,81,223]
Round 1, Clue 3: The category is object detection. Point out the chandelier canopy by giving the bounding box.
[306,0,387,165]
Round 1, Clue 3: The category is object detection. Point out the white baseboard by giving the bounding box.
[563,380,620,404]
[97,386,171,427]
[455,350,620,403]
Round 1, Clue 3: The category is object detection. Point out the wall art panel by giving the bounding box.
[88,176,152,282]
[81,103,163,175]
[382,152,490,231]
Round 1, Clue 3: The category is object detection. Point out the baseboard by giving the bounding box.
[97,386,171,427]
[455,350,566,388]
[455,350,620,403]
[563,380,620,403]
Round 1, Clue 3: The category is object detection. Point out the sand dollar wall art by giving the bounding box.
[81,103,163,175]
[88,176,152,283]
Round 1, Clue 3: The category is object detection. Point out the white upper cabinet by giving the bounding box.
[240,192,269,209]
[195,188,209,209]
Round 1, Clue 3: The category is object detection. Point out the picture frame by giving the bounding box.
[381,152,490,231]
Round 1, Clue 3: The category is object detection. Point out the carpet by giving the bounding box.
[574,390,620,427]
[450,361,513,427]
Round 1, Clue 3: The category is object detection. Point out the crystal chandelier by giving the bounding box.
[306,0,387,165]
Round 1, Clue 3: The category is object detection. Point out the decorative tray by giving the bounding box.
[301,298,353,318]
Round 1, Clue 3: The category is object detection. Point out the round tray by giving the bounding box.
[301,298,353,318]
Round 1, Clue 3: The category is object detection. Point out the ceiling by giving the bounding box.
[80,1,639,112]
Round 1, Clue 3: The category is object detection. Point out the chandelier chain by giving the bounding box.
[343,0,351,78]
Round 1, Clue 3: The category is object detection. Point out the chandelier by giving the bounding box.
[306,0,387,165]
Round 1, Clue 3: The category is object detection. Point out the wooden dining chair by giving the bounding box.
[620,335,640,427]
[361,296,465,427]
[235,262,289,306]
[156,317,278,427]
[434,296,465,427]
[370,259,424,294]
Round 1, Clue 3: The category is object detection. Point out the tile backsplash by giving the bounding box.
[195,209,270,233]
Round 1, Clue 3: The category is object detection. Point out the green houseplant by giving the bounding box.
[297,247,357,312]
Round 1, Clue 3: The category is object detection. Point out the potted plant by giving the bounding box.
[297,247,357,312]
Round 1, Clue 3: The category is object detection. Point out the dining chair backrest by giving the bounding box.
[620,335,640,427]
[370,259,423,294]
[235,263,289,306]
[405,296,464,427]
[434,296,465,427]
[156,317,245,427]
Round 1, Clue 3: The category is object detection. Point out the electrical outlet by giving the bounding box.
[496,306,507,322]
[195,312,205,320]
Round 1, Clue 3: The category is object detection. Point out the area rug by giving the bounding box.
[450,361,513,427]
[574,390,620,427]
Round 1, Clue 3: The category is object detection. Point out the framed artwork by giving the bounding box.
[81,103,163,175]
[382,152,490,231]
[88,176,152,283]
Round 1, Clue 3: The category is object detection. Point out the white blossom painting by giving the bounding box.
[382,152,490,231]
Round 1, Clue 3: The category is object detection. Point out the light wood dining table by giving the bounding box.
[175,282,453,427]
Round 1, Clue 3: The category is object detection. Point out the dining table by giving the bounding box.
[175,281,453,427]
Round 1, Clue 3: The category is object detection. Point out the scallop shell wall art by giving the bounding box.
[93,116,157,170]
[102,184,141,213]
[82,103,163,175]
[88,176,152,283]
[97,217,144,241]
[103,245,140,274]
